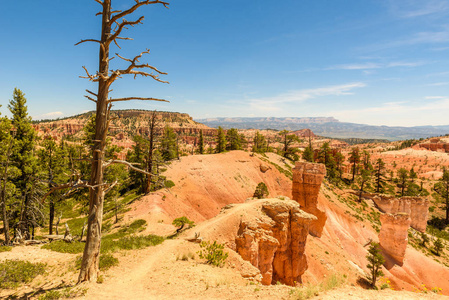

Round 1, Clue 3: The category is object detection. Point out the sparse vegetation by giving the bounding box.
[197,241,228,267]
[0,260,46,289]
[289,273,346,300]
[253,182,269,199]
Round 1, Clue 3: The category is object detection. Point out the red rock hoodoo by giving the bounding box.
[291,162,327,237]
[370,194,429,233]
[379,213,411,265]
[235,200,316,285]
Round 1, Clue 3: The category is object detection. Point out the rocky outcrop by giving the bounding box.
[379,213,411,265]
[235,200,316,285]
[292,162,327,237]
[369,194,429,233]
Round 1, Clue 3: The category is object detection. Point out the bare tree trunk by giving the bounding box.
[49,199,55,235]
[77,0,168,283]
[144,111,157,194]
[78,1,111,283]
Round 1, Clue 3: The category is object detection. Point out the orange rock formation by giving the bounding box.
[379,213,411,265]
[235,200,316,285]
[292,162,327,237]
[369,194,429,232]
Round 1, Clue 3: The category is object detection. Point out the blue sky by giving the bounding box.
[1,0,448,126]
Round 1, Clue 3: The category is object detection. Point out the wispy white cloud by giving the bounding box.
[43,111,64,117]
[327,61,425,71]
[427,82,449,86]
[388,0,449,18]
[244,82,366,112]
[425,96,447,99]
[326,96,449,126]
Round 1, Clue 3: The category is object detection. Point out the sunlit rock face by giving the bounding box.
[292,162,327,237]
[379,213,411,265]
[371,194,429,233]
[235,200,316,285]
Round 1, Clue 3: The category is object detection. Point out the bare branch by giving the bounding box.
[104,180,118,194]
[108,49,168,84]
[108,16,145,47]
[103,160,151,175]
[110,1,169,25]
[75,39,101,46]
[94,0,103,5]
[86,89,98,97]
[108,97,169,103]
[85,95,97,103]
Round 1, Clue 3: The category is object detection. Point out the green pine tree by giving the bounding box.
[215,126,226,153]
[366,242,385,288]
[226,128,241,151]
[198,130,204,154]
[161,126,178,161]
[8,88,39,239]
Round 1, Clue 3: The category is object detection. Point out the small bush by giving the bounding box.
[253,182,269,199]
[0,260,46,289]
[197,241,228,267]
[164,180,175,188]
[99,253,119,270]
[42,240,85,254]
[102,234,164,253]
[0,245,12,252]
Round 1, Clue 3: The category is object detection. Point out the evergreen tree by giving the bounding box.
[397,168,408,197]
[374,158,386,193]
[334,151,345,180]
[0,112,16,244]
[302,137,314,162]
[409,167,417,183]
[349,147,360,182]
[215,126,226,153]
[433,238,444,256]
[252,131,267,154]
[358,169,371,202]
[38,136,70,235]
[278,130,300,160]
[8,88,39,239]
[434,168,449,223]
[161,126,178,161]
[366,242,385,288]
[198,130,204,154]
[226,128,241,151]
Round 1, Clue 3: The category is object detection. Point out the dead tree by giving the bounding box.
[76,0,169,283]
[144,110,159,194]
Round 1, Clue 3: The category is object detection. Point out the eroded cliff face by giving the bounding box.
[370,194,429,233]
[235,200,316,285]
[292,162,327,237]
[379,213,411,265]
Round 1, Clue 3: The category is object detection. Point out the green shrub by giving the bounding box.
[99,254,119,270]
[101,234,164,253]
[197,241,228,267]
[253,182,269,199]
[164,180,175,188]
[42,240,85,254]
[433,238,444,256]
[0,260,46,289]
[0,245,12,252]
